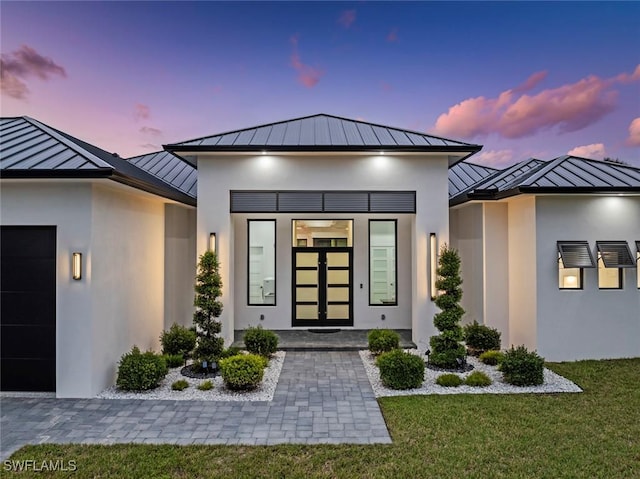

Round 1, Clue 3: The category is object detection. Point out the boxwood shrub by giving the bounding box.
[159,323,196,359]
[463,321,501,355]
[479,350,504,366]
[464,370,492,387]
[368,329,400,355]
[116,346,168,392]
[244,326,278,357]
[219,354,265,391]
[436,373,463,387]
[501,345,545,386]
[376,349,424,390]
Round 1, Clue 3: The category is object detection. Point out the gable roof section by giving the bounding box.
[0,117,195,206]
[127,150,197,198]
[451,156,640,205]
[165,113,482,163]
[448,161,498,197]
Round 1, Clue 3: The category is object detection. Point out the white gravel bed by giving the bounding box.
[359,350,582,397]
[98,351,285,401]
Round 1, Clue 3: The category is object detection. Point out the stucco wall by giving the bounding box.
[483,203,509,339]
[535,196,640,361]
[195,153,450,347]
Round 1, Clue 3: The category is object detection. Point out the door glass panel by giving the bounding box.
[296,252,318,267]
[327,269,349,284]
[327,287,349,302]
[327,252,349,267]
[296,287,318,302]
[296,305,318,320]
[327,304,349,319]
[296,270,318,285]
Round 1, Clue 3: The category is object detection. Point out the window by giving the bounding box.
[636,241,640,289]
[596,241,634,290]
[369,220,397,305]
[292,220,353,247]
[557,241,594,290]
[248,220,276,305]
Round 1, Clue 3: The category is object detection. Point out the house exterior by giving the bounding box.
[1,113,638,397]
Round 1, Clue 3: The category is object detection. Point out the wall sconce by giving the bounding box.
[430,233,437,300]
[72,252,82,280]
[209,232,217,254]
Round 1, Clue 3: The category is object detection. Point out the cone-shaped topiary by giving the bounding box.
[193,251,224,366]
[429,245,466,368]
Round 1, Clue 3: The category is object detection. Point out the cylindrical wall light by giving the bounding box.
[429,233,437,300]
[209,232,217,254]
[72,252,82,280]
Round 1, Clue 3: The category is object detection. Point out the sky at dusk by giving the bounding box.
[1,1,639,167]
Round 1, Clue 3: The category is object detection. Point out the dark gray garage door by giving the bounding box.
[1,226,56,391]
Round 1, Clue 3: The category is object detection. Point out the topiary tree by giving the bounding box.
[192,251,224,368]
[429,244,466,369]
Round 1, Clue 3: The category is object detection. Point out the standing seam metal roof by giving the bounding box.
[127,151,197,198]
[448,161,498,197]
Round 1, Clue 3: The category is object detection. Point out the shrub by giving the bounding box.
[197,380,213,391]
[193,251,225,365]
[463,321,501,355]
[368,329,400,355]
[171,379,189,391]
[464,371,492,387]
[116,346,168,392]
[162,354,185,368]
[159,323,196,359]
[219,354,265,391]
[244,326,278,357]
[436,373,463,387]
[376,350,424,390]
[501,345,545,386]
[219,347,242,359]
[479,350,504,366]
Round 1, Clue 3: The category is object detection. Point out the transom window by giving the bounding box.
[292,220,353,248]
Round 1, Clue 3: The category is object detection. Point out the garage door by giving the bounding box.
[1,226,56,391]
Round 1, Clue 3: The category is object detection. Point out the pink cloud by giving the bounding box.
[475,149,515,167]
[338,10,356,29]
[139,143,160,151]
[134,103,150,121]
[290,35,324,88]
[140,126,162,137]
[626,118,640,147]
[433,65,640,140]
[568,143,606,159]
[0,45,66,99]
[386,28,398,42]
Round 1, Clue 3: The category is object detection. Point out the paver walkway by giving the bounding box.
[0,352,391,460]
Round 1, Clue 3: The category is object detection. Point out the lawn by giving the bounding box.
[4,359,639,478]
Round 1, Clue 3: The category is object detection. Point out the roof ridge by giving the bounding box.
[517,156,566,186]
[454,158,543,196]
[566,155,640,172]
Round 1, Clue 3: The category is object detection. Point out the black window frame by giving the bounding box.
[557,253,584,290]
[247,219,277,306]
[597,252,623,290]
[368,219,398,306]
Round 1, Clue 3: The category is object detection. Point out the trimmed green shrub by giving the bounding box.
[479,350,504,366]
[219,347,242,359]
[244,326,278,357]
[436,373,463,387]
[376,350,424,390]
[197,380,213,391]
[193,251,225,366]
[162,354,185,368]
[171,379,189,391]
[463,321,501,355]
[501,345,545,386]
[116,346,168,392]
[368,329,400,355]
[160,323,196,359]
[464,371,492,387]
[219,354,265,391]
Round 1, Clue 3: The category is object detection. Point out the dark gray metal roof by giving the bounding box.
[127,150,197,198]
[450,156,640,205]
[0,117,195,206]
[448,161,498,197]
[165,114,482,159]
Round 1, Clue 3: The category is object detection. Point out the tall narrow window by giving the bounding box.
[248,220,276,305]
[596,241,634,290]
[369,220,397,305]
[557,241,594,290]
[637,241,640,289]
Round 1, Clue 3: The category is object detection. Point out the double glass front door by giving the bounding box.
[293,247,353,326]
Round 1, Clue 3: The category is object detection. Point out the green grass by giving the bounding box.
[5,359,640,478]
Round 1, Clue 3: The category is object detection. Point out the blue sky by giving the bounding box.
[1,1,639,166]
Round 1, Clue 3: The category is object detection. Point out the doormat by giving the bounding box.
[308,329,341,334]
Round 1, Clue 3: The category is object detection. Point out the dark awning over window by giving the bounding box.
[596,241,636,268]
[557,241,596,268]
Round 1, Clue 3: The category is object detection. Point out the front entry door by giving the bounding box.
[293,247,353,327]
